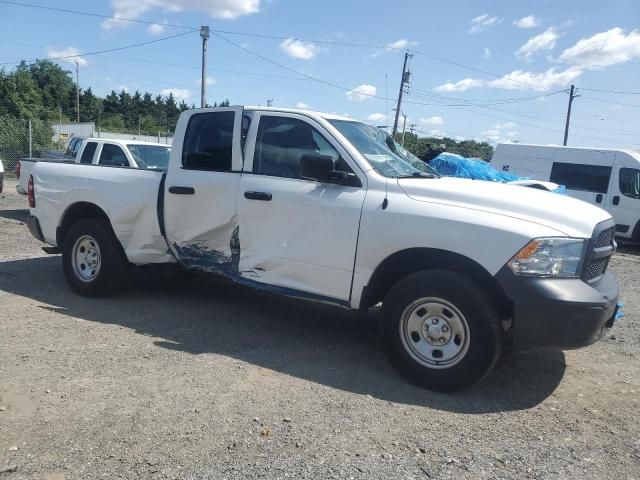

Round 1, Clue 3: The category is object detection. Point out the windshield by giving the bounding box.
[127,145,171,170]
[329,120,438,178]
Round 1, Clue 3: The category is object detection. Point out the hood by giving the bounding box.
[398,176,611,238]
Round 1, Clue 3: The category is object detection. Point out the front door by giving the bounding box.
[608,163,640,238]
[164,107,244,273]
[237,112,366,303]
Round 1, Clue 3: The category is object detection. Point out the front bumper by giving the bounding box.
[26,214,45,242]
[496,268,619,350]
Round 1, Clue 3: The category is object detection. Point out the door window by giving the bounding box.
[99,144,129,167]
[79,142,97,164]
[253,115,346,179]
[550,162,612,193]
[182,111,235,171]
[619,168,640,199]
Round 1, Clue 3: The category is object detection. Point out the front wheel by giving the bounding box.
[62,218,128,296]
[382,270,503,392]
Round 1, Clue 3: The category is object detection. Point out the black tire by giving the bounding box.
[62,218,128,296]
[382,270,503,392]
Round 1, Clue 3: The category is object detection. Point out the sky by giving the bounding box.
[1,0,639,148]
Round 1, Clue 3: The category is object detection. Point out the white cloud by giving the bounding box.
[482,123,520,144]
[160,88,191,102]
[483,47,492,59]
[434,78,484,92]
[279,38,319,60]
[486,67,582,90]
[434,66,583,92]
[469,14,502,34]
[366,113,386,124]
[419,116,444,125]
[514,15,541,29]
[516,27,558,61]
[428,129,446,138]
[118,84,130,93]
[146,20,167,35]
[102,0,261,29]
[345,84,377,102]
[296,102,310,109]
[370,38,419,57]
[47,47,88,66]
[194,76,216,86]
[558,27,640,70]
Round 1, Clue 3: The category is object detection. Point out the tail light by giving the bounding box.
[15,161,21,179]
[28,175,35,208]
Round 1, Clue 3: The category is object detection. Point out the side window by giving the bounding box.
[79,142,97,164]
[99,144,129,167]
[550,162,612,193]
[253,116,345,180]
[182,111,235,171]
[619,168,640,199]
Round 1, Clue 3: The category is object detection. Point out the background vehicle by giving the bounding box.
[16,138,171,194]
[492,143,640,241]
[25,106,619,392]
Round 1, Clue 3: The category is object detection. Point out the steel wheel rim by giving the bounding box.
[399,297,470,369]
[71,235,102,282]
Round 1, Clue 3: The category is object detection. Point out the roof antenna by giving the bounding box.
[382,177,389,210]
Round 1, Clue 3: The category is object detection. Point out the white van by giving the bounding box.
[491,143,640,241]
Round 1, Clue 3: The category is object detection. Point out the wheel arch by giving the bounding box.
[360,248,511,317]
[57,202,112,247]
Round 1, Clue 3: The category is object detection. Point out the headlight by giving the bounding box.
[508,238,586,277]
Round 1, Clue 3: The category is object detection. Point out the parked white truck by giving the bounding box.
[16,138,171,194]
[26,106,619,391]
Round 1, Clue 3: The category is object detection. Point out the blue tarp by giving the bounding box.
[430,153,522,182]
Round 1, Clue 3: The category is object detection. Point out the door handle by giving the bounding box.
[596,194,603,204]
[613,195,620,206]
[169,186,195,195]
[244,191,272,201]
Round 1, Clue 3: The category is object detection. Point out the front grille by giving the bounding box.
[583,224,615,283]
[594,227,614,249]
[585,257,609,281]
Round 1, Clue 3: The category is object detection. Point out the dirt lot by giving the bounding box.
[0,178,638,479]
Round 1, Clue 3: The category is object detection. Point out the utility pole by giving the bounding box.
[401,113,407,146]
[563,84,579,146]
[75,60,80,123]
[200,26,210,108]
[409,123,417,135]
[392,51,413,137]
[138,114,141,138]
[266,99,273,107]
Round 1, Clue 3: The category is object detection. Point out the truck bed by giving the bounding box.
[31,162,173,265]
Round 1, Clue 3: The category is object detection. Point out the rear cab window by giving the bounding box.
[127,144,171,170]
[99,144,130,167]
[79,142,98,164]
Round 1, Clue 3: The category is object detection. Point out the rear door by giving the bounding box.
[163,107,244,272]
[237,111,366,302]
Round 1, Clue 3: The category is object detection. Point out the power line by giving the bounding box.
[0,30,198,66]
[0,0,193,29]
[580,87,640,95]
[580,95,640,110]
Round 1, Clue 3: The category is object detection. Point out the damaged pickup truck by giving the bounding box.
[26,106,619,391]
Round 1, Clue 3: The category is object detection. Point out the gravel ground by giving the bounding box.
[1,177,638,479]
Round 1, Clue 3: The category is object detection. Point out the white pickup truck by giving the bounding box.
[26,106,619,391]
[16,138,171,194]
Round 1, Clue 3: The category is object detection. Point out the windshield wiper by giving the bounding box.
[396,172,438,179]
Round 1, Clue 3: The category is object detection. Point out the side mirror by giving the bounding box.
[299,154,334,183]
[299,154,362,187]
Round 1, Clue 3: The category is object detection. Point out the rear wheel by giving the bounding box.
[62,218,128,296]
[383,270,503,392]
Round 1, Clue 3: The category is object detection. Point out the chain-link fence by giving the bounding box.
[0,116,174,178]
[0,116,56,178]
